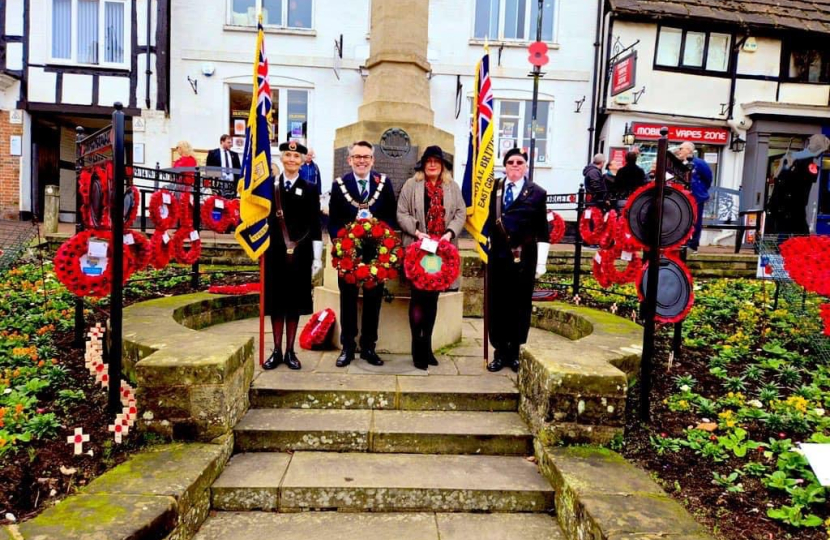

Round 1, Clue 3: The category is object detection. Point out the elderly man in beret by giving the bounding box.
[485,148,550,372]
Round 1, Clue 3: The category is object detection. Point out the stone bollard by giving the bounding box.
[43,184,60,233]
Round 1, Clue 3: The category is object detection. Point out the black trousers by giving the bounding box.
[338,278,384,351]
[487,256,535,359]
[409,288,439,365]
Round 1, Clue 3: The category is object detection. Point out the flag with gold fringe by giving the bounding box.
[462,44,495,263]
[234,19,274,261]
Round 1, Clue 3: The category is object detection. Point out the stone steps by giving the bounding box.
[250,371,519,411]
[211,451,555,512]
[194,512,564,540]
[234,409,533,455]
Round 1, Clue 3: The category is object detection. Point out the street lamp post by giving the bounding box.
[528,0,546,183]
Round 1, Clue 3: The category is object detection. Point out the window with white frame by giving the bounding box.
[473,98,551,164]
[655,26,731,73]
[228,0,313,29]
[228,84,310,152]
[473,0,556,42]
[51,0,128,66]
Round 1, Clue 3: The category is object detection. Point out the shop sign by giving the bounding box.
[611,52,637,96]
[608,147,627,169]
[631,123,729,145]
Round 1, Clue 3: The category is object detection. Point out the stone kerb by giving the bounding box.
[519,302,643,445]
[123,293,257,441]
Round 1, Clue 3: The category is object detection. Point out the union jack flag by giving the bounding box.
[235,21,275,261]
[462,45,496,262]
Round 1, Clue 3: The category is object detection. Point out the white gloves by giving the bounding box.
[535,242,551,279]
[312,240,323,278]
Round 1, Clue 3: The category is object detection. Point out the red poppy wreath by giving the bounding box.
[299,308,337,350]
[172,228,202,265]
[124,230,152,275]
[780,235,830,297]
[601,245,643,285]
[149,189,179,230]
[331,218,402,289]
[178,193,195,228]
[547,211,566,245]
[201,196,234,233]
[579,208,615,246]
[404,238,461,292]
[149,230,175,269]
[54,230,133,298]
[591,248,615,289]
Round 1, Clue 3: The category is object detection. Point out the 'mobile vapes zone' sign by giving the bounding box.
[611,52,637,96]
[631,123,730,145]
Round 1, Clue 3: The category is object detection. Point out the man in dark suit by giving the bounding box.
[485,148,550,372]
[327,140,397,367]
[206,134,241,184]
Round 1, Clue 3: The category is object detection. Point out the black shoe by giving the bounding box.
[335,348,354,368]
[412,339,428,370]
[510,357,521,373]
[284,350,302,370]
[487,357,504,372]
[425,337,438,366]
[428,353,439,366]
[360,348,384,366]
[263,349,283,370]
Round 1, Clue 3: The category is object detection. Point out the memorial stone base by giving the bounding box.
[313,261,463,354]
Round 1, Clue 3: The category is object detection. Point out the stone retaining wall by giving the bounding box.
[519,302,642,445]
[123,294,256,441]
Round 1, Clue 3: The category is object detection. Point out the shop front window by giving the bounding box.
[634,142,721,186]
[228,85,310,153]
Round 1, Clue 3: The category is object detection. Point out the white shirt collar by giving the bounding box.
[279,172,299,185]
[354,172,370,182]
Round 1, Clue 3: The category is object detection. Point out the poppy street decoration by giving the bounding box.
[331,218,403,288]
[404,239,461,292]
[528,41,549,67]
[547,211,566,245]
[780,235,830,335]
[201,195,235,233]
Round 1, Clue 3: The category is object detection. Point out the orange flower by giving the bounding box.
[14,403,24,415]
[37,360,45,368]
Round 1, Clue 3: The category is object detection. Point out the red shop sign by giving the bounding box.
[631,123,730,145]
[611,52,637,96]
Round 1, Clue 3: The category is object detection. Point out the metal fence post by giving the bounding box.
[109,103,126,414]
[191,167,202,290]
[639,127,669,423]
[573,185,585,297]
[73,127,86,348]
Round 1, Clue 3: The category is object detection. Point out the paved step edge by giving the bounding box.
[534,442,714,540]
[250,387,519,411]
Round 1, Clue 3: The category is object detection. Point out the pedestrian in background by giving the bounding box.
[676,141,713,252]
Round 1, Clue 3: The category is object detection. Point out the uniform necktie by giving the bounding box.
[358,179,368,201]
[285,180,292,191]
[505,183,514,208]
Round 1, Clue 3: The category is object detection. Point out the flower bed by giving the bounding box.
[537,275,829,540]
[0,258,255,524]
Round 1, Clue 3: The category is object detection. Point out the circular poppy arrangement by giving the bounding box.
[171,228,202,265]
[404,239,461,292]
[54,230,133,297]
[299,308,337,350]
[201,196,235,233]
[600,245,644,285]
[124,230,152,276]
[622,182,697,250]
[331,218,403,288]
[636,250,695,324]
[780,236,830,297]
[149,230,174,269]
[579,207,616,247]
[547,211,566,245]
[149,189,179,230]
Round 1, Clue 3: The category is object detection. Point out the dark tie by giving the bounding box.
[358,179,368,201]
[285,180,292,191]
[505,183,514,208]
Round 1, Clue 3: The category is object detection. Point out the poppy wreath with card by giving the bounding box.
[54,230,133,298]
[404,238,460,292]
[227,198,241,228]
[331,218,402,289]
[547,211,566,245]
[124,230,152,275]
[299,308,337,350]
[149,230,175,269]
[149,189,179,230]
[178,192,195,228]
[171,228,202,265]
[201,195,234,233]
[601,244,643,285]
[579,208,615,246]
[591,248,615,289]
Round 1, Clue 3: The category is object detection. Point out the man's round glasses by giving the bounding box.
[506,160,526,165]
[351,155,373,161]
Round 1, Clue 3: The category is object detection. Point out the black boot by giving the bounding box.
[284,349,302,370]
[425,334,438,366]
[263,349,283,370]
[412,337,428,371]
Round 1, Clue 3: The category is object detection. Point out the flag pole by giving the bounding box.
[259,256,265,366]
[483,265,489,367]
